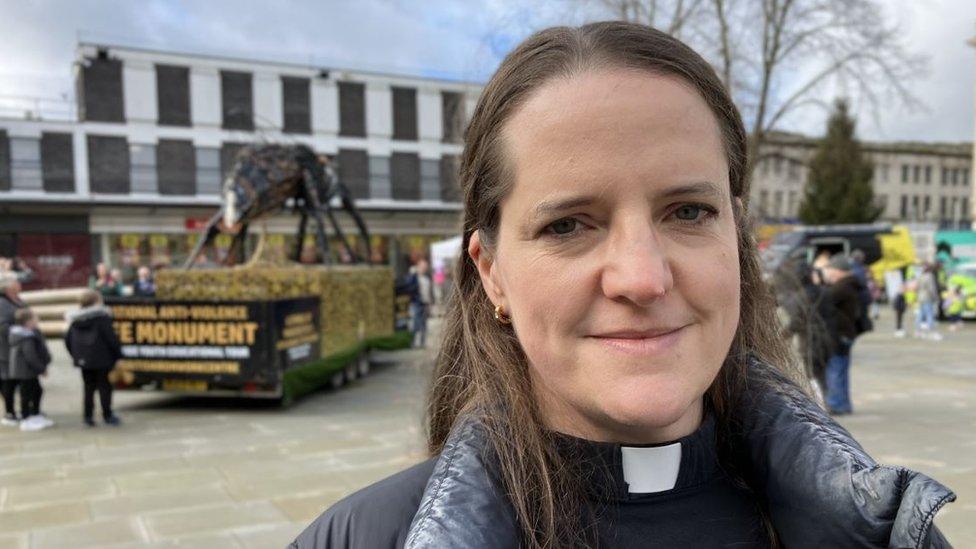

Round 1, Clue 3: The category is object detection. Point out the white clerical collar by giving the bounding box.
[620,442,682,494]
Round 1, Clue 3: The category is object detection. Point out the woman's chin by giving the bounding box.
[595,388,702,442]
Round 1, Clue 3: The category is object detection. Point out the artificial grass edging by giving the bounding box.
[281,331,412,404]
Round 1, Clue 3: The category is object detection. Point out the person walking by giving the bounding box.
[777,260,836,402]
[849,249,874,335]
[915,263,942,341]
[823,255,865,415]
[65,290,123,426]
[408,259,433,348]
[943,285,965,332]
[893,283,908,338]
[8,308,53,431]
[0,272,27,426]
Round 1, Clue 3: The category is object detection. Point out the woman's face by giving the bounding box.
[470,69,741,444]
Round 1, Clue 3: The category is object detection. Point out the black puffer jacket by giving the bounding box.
[0,294,27,380]
[291,360,954,549]
[831,274,865,342]
[64,306,123,370]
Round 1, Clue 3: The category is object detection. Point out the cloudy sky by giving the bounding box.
[1,0,973,143]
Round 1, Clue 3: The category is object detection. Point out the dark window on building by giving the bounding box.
[392,87,418,141]
[337,149,369,200]
[391,152,420,200]
[940,196,947,218]
[901,165,909,184]
[900,195,908,218]
[913,165,920,183]
[964,169,970,186]
[942,167,948,185]
[951,168,959,185]
[338,82,366,137]
[221,70,254,130]
[220,142,249,179]
[156,64,191,126]
[40,132,74,192]
[923,195,931,215]
[440,154,460,202]
[87,135,130,194]
[0,130,10,191]
[80,53,124,122]
[442,91,464,143]
[924,165,931,184]
[282,76,311,134]
[157,139,196,195]
[963,198,970,218]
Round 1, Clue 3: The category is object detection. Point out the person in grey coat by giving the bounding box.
[0,272,27,426]
[8,307,53,431]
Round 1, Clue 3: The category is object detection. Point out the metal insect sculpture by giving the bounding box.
[183,144,372,269]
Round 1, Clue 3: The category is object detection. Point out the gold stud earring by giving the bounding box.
[493,304,512,324]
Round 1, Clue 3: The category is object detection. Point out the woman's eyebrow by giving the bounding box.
[532,195,599,221]
[656,181,725,201]
[528,181,724,222]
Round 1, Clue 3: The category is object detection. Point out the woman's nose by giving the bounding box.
[600,226,673,306]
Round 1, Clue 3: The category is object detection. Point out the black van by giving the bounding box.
[762,223,893,273]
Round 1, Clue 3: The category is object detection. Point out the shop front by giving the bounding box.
[0,212,93,290]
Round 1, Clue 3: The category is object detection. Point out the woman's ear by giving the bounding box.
[468,230,506,306]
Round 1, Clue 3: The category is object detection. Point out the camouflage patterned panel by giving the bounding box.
[156,265,395,356]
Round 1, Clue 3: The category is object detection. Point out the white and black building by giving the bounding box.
[0,42,481,288]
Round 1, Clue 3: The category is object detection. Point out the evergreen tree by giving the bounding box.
[798,99,882,224]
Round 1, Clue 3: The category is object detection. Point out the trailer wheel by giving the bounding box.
[329,371,345,389]
[344,362,358,382]
[357,352,371,377]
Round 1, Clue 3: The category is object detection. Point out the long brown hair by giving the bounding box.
[427,21,797,548]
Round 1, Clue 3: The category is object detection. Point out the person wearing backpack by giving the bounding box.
[823,255,867,416]
[64,290,123,426]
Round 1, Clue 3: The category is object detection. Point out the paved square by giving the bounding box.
[0,313,973,547]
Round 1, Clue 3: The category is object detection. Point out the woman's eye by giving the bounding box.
[544,218,580,237]
[674,205,702,221]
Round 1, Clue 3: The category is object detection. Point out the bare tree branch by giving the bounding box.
[566,0,928,176]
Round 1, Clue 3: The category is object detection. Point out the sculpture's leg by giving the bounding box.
[183,211,223,270]
[308,205,332,265]
[337,182,373,263]
[226,222,249,266]
[294,209,308,262]
[322,206,359,263]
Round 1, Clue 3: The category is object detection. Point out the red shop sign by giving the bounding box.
[185,218,211,231]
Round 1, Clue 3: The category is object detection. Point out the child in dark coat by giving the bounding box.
[65,290,123,426]
[8,307,53,431]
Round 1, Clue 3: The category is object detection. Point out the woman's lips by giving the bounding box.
[588,325,687,356]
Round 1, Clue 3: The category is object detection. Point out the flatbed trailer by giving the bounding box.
[105,290,411,404]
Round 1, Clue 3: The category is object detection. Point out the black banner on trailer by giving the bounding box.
[270,297,321,370]
[105,297,321,393]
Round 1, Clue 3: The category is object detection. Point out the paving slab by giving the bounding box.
[30,517,145,549]
[142,501,287,539]
[0,501,90,532]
